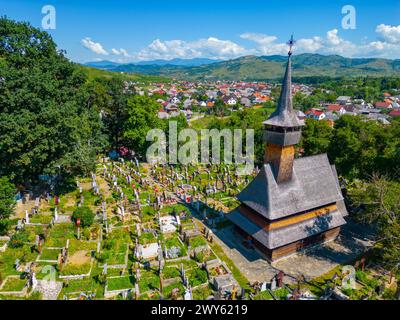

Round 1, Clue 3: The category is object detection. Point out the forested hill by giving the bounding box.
[92,54,400,81]
[79,65,170,83]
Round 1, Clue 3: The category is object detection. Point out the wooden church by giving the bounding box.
[226,39,348,262]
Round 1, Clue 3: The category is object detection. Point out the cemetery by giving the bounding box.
[0,156,397,300]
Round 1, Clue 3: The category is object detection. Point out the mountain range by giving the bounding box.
[84,54,400,81]
[85,58,221,69]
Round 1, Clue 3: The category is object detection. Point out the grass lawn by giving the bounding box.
[138,271,160,293]
[273,287,290,300]
[189,235,207,248]
[0,247,38,277]
[162,281,185,299]
[192,284,214,300]
[106,252,126,265]
[164,258,198,270]
[162,267,181,280]
[60,262,92,276]
[0,277,27,292]
[61,277,103,299]
[46,223,75,247]
[29,214,53,224]
[60,250,92,276]
[253,290,274,300]
[68,239,97,255]
[139,232,157,245]
[107,276,135,291]
[187,268,208,287]
[164,236,187,257]
[98,239,128,265]
[39,248,61,261]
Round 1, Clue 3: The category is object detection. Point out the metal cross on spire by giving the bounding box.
[287,34,296,56]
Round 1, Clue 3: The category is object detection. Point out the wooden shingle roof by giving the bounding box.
[235,154,346,220]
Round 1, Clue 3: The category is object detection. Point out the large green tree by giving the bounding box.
[0,18,104,184]
[301,118,333,156]
[123,95,163,156]
[0,176,16,235]
[328,115,400,180]
[98,77,130,149]
[349,176,400,271]
[0,176,15,220]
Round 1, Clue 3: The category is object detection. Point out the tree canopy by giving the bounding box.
[0,17,105,185]
[328,115,400,180]
[0,176,15,220]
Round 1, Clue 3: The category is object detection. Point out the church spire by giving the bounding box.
[263,35,303,128]
[263,35,304,183]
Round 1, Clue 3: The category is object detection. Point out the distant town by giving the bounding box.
[123,79,400,125]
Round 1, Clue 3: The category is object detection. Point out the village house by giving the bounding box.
[305,108,326,121]
[169,96,181,105]
[326,104,346,115]
[222,95,238,106]
[240,97,252,108]
[336,96,352,105]
[389,108,400,118]
[375,101,392,109]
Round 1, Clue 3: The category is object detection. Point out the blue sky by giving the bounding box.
[1,0,400,62]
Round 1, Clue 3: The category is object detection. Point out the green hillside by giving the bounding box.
[105,54,400,81]
[78,65,170,83]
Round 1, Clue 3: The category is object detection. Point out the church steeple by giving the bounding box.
[263,36,304,183]
[263,35,302,128]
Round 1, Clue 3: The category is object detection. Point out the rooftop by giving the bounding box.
[235,154,346,220]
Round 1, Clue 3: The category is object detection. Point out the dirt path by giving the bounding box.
[68,250,91,265]
[97,176,112,199]
[14,199,35,219]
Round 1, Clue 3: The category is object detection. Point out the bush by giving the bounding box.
[72,206,94,227]
[356,270,367,283]
[9,230,29,248]
[0,220,10,236]
[189,268,208,287]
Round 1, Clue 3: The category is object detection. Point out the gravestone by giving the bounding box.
[30,271,38,290]
[184,287,192,300]
[14,259,20,271]
[270,276,277,291]
[260,282,268,292]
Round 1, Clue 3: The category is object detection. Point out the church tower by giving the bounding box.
[263,35,304,183]
[226,36,347,262]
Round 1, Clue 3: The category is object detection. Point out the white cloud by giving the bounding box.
[240,33,286,55]
[81,37,108,55]
[326,29,341,46]
[111,48,131,57]
[376,24,400,44]
[240,33,325,55]
[135,37,251,61]
[81,24,400,62]
[240,26,400,59]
